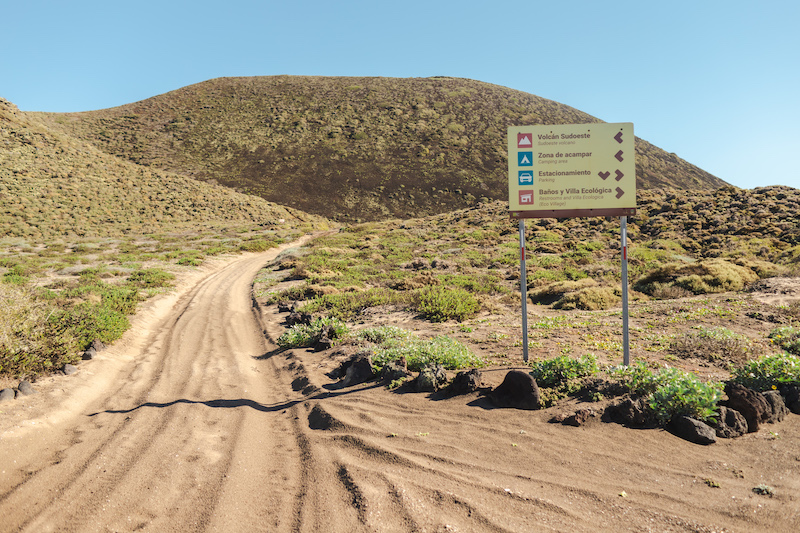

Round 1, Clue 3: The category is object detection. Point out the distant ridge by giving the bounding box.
[35,76,728,222]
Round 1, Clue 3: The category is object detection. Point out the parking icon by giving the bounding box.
[518,171,533,185]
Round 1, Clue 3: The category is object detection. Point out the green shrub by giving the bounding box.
[302,288,412,320]
[354,325,411,345]
[128,268,175,289]
[648,369,723,424]
[529,354,599,388]
[414,286,480,322]
[730,352,800,391]
[768,326,800,355]
[634,259,759,295]
[277,317,349,349]
[370,332,482,371]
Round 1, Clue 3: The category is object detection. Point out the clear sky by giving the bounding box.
[1,0,797,190]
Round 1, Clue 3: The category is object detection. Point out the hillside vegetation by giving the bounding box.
[1,97,327,239]
[35,76,727,222]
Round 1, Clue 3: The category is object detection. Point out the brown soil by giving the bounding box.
[1,240,799,532]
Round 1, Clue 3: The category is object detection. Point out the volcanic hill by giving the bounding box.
[33,76,728,222]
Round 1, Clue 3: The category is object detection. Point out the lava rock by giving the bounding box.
[62,364,78,375]
[780,384,800,414]
[380,360,411,383]
[339,352,374,388]
[669,415,717,445]
[446,369,482,396]
[0,388,15,402]
[18,380,36,395]
[489,371,540,410]
[415,364,448,393]
[90,339,106,352]
[563,408,595,427]
[605,397,650,426]
[82,347,97,360]
[715,406,748,438]
[763,390,789,423]
[724,383,771,433]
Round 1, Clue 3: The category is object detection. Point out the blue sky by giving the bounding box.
[1,0,797,190]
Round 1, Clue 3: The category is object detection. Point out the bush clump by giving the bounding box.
[768,326,800,356]
[730,351,800,391]
[634,259,759,296]
[360,326,483,371]
[277,317,349,349]
[672,326,752,362]
[414,286,480,322]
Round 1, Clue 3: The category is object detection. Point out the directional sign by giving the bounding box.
[508,123,636,218]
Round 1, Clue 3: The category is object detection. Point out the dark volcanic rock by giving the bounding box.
[489,371,540,410]
[90,339,106,352]
[780,384,800,414]
[380,360,411,383]
[18,380,36,395]
[763,390,789,423]
[605,397,650,426]
[668,416,716,445]
[339,352,374,388]
[447,369,482,396]
[0,388,15,402]
[416,364,448,393]
[82,347,97,360]
[559,408,595,427]
[724,383,771,433]
[715,406,748,438]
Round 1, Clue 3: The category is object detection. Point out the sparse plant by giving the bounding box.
[647,369,723,424]
[768,326,800,356]
[672,326,752,362]
[529,354,599,388]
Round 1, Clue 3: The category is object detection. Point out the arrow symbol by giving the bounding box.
[616,187,624,199]
[615,170,624,181]
[598,171,610,180]
[615,131,623,144]
[615,150,624,162]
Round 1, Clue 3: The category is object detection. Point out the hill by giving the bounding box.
[34,76,728,222]
[1,96,327,239]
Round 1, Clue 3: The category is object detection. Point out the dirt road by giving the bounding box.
[2,238,800,532]
[0,242,320,532]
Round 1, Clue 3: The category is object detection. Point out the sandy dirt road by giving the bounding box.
[0,241,320,532]
[2,238,800,532]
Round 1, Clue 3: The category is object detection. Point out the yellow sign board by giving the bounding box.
[508,123,636,218]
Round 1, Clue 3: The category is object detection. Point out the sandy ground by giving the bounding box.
[1,241,799,532]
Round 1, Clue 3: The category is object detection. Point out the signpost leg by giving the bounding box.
[519,220,529,363]
[621,216,630,366]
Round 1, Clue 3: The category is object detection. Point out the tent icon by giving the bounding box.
[518,152,532,166]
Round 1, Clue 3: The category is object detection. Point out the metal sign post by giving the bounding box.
[519,219,529,362]
[621,216,630,366]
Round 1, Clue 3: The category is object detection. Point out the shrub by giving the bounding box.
[302,288,412,320]
[555,286,620,311]
[634,259,759,295]
[768,326,800,356]
[730,352,800,391]
[277,317,348,349]
[370,332,482,371]
[529,354,599,388]
[414,286,480,322]
[128,268,175,289]
[672,326,752,362]
[647,369,723,424]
